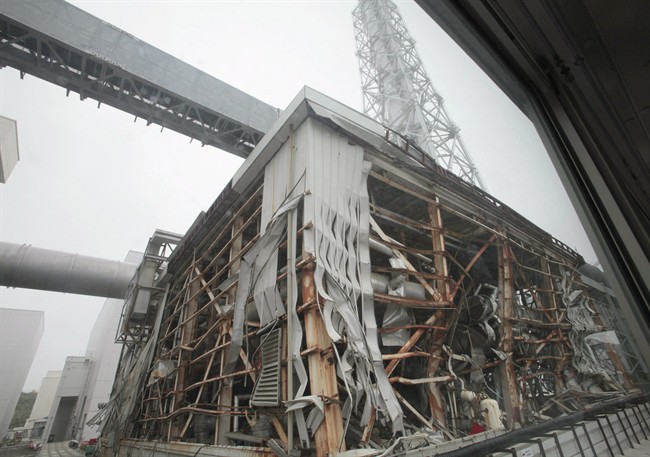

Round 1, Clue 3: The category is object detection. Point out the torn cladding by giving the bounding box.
[100,87,637,456]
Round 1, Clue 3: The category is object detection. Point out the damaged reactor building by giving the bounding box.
[96,88,647,456]
[1,0,649,456]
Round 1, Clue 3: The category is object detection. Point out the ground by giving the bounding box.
[0,444,36,457]
[0,442,82,457]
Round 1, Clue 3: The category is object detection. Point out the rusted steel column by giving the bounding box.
[169,271,200,440]
[425,202,450,428]
[497,241,523,428]
[302,262,344,456]
[429,202,451,303]
[216,216,244,444]
[540,257,567,393]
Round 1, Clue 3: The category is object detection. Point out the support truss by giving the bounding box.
[0,1,278,157]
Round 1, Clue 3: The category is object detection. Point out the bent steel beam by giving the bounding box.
[0,241,137,299]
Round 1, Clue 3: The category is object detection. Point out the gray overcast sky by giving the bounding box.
[0,0,597,391]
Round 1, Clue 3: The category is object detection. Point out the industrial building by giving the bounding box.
[77,271,137,442]
[41,356,93,443]
[94,87,645,456]
[30,251,142,444]
[0,308,44,441]
[0,115,19,183]
[24,371,62,440]
[0,0,649,456]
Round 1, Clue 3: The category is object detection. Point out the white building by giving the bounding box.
[24,371,62,439]
[0,308,44,440]
[0,115,19,183]
[79,298,129,439]
[41,356,92,443]
[41,251,141,443]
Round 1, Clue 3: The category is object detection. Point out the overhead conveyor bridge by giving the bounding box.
[0,0,280,158]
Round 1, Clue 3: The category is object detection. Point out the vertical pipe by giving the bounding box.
[286,210,295,452]
[232,395,250,433]
[286,125,296,451]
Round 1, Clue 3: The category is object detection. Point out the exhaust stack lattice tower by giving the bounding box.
[353,0,486,189]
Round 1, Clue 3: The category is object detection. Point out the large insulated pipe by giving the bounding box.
[0,242,138,299]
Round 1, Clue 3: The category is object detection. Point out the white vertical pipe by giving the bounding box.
[286,125,296,451]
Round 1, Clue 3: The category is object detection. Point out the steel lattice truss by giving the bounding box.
[353,0,486,189]
[0,1,279,159]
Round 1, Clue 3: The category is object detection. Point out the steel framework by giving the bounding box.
[0,0,279,158]
[97,90,640,457]
[353,0,486,189]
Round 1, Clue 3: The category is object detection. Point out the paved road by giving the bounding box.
[0,443,82,457]
[0,444,38,457]
[38,443,84,457]
[619,438,650,456]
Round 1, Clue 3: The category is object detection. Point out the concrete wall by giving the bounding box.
[0,308,44,440]
[24,371,62,438]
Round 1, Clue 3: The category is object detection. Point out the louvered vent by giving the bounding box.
[251,328,282,406]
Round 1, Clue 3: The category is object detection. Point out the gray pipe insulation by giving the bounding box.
[0,241,138,299]
[371,273,426,300]
[0,239,429,302]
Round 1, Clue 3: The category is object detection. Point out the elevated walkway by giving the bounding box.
[0,0,279,157]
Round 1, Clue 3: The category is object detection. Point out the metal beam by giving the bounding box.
[0,0,280,158]
[497,240,523,428]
